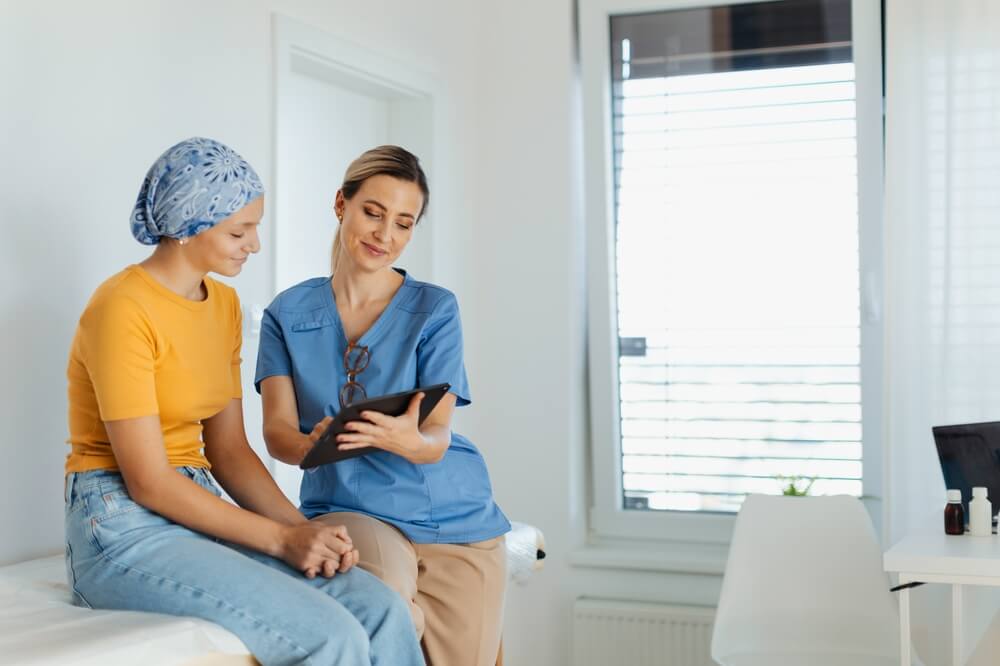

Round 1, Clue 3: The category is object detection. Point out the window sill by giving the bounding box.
[569,539,728,576]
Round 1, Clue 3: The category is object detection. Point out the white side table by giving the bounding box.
[884,529,1000,666]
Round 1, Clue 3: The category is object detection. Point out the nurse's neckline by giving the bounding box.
[325,267,409,347]
[330,267,405,311]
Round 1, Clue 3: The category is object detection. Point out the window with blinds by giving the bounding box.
[610,0,863,513]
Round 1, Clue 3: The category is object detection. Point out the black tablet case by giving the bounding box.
[300,383,451,469]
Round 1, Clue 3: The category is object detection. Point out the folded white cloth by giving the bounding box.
[506,521,546,585]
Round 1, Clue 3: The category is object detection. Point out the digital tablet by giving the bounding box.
[300,383,452,469]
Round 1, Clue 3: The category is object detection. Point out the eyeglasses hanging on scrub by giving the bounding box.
[340,341,370,408]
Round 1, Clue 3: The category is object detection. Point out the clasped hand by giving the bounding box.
[280,522,360,579]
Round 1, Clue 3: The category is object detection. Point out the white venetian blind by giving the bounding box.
[612,2,863,513]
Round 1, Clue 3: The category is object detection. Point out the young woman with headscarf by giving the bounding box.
[62,137,424,665]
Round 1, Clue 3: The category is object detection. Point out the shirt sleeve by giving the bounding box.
[230,289,244,400]
[81,295,159,421]
[254,303,293,394]
[417,292,472,406]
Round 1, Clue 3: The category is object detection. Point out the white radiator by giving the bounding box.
[572,598,716,666]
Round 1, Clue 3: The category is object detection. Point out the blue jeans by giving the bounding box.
[64,467,424,666]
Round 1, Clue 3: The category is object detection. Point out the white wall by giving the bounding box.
[0,2,726,664]
[465,2,724,665]
[0,0,482,563]
[884,2,1000,663]
[278,69,390,291]
[462,0,585,660]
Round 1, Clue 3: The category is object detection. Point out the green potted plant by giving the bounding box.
[777,475,815,496]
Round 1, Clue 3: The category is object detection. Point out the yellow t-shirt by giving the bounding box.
[65,265,243,473]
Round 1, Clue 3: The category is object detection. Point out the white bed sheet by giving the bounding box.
[1,523,546,664]
[0,555,251,665]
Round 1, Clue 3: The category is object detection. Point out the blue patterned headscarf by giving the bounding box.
[130,137,264,245]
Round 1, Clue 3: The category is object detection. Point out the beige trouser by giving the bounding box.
[315,512,506,666]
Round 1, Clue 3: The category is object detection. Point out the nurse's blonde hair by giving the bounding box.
[331,146,429,275]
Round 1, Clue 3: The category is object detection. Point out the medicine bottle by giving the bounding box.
[969,486,993,537]
[944,489,964,535]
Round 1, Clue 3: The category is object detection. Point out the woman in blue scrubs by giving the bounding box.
[256,145,509,666]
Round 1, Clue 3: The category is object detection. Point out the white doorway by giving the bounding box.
[272,15,438,503]
[279,72,389,290]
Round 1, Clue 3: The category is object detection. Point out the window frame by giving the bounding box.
[578,0,885,547]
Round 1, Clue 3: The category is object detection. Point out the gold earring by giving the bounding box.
[179,238,188,246]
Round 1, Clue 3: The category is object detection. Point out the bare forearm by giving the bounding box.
[208,447,306,526]
[264,422,313,466]
[411,424,451,464]
[128,472,287,557]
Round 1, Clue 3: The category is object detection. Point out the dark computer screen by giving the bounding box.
[933,421,1000,520]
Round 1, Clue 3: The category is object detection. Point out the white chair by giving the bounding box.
[711,494,919,666]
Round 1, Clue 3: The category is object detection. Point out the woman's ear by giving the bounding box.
[334,191,345,221]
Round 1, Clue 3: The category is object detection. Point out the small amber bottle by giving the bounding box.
[945,489,965,535]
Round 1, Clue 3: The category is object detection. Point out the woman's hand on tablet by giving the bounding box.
[337,393,427,459]
[308,416,334,445]
[338,391,458,464]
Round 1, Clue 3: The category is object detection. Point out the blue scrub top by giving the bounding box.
[255,269,510,544]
